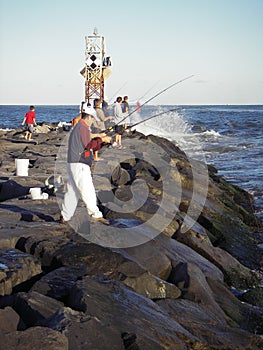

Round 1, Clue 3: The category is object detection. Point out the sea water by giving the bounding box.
[0,104,262,223]
[136,105,263,225]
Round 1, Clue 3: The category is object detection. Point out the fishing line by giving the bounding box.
[116,75,194,126]
[104,108,178,135]
[127,108,178,130]
[136,80,160,103]
[108,81,128,103]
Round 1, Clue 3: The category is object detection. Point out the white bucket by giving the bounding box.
[30,187,42,200]
[15,159,29,176]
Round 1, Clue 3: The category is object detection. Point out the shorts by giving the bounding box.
[26,124,34,133]
[114,124,125,135]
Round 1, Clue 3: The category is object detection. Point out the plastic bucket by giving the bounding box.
[29,187,42,200]
[15,159,29,176]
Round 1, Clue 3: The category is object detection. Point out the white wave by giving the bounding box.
[201,129,221,137]
[135,109,192,140]
[0,127,14,131]
[133,109,207,160]
[133,111,220,152]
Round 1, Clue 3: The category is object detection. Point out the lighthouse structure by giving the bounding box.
[80,28,112,105]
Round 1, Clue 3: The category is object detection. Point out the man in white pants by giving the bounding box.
[60,105,108,224]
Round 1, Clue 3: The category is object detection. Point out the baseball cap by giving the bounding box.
[82,103,99,121]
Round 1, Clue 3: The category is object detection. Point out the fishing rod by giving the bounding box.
[136,80,160,103]
[116,74,194,126]
[127,108,178,130]
[108,81,128,104]
[104,108,178,135]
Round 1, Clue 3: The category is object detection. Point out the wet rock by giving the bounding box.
[0,249,42,295]
[175,225,259,289]
[156,298,263,350]
[207,277,263,334]
[240,287,263,306]
[201,179,262,270]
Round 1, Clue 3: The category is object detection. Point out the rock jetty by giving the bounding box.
[0,123,263,349]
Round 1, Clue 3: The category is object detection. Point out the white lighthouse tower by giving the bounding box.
[80,28,111,105]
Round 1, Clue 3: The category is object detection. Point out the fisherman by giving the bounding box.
[92,98,114,160]
[113,96,126,149]
[93,98,114,131]
[60,106,109,225]
[122,95,130,126]
[74,101,111,161]
[122,96,129,114]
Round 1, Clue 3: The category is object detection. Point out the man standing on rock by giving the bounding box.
[60,106,109,225]
[113,96,126,149]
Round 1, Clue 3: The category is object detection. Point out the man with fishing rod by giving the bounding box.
[60,105,110,225]
[92,98,115,160]
[112,96,126,149]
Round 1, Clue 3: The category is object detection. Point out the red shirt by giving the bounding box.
[24,110,36,124]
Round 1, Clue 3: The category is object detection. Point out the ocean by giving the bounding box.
[0,104,262,224]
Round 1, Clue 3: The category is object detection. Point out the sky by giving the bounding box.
[0,0,262,105]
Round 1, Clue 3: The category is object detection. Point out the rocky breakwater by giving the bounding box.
[0,123,263,350]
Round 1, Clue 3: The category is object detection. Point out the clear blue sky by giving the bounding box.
[0,0,262,105]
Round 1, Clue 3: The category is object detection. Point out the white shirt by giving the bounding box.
[114,102,124,124]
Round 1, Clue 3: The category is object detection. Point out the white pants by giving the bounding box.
[61,163,102,221]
